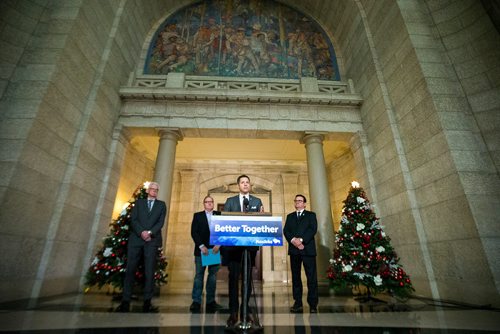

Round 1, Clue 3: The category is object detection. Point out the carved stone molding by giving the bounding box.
[120,74,363,106]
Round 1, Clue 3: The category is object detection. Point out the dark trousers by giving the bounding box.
[290,254,318,307]
[122,241,157,302]
[228,251,254,318]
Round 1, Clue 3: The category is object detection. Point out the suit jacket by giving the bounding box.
[191,210,221,256]
[129,198,166,247]
[222,194,263,264]
[223,194,263,213]
[283,210,317,256]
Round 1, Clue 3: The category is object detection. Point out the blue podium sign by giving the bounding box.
[210,215,283,247]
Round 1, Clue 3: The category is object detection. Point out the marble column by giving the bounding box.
[154,128,183,244]
[301,132,334,279]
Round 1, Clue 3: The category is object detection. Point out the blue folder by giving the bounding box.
[201,248,221,266]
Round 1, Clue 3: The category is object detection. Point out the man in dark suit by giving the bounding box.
[223,174,263,328]
[189,195,224,313]
[283,194,318,313]
[116,182,166,313]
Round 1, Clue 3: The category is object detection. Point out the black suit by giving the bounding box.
[223,194,263,319]
[283,210,318,308]
[122,198,166,302]
[191,210,220,255]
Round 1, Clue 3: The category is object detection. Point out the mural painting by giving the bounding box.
[145,0,340,80]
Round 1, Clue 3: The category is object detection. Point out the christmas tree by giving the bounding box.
[85,182,168,292]
[327,181,414,299]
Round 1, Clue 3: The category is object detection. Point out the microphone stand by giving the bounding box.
[240,201,252,331]
[225,202,263,333]
[239,199,262,332]
[240,248,251,330]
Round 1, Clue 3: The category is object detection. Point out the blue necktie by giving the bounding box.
[148,200,153,211]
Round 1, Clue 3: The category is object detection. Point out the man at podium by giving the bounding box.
[223,174,263,328]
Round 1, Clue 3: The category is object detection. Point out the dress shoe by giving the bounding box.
[226,314,238,328]
[142,300,159,313]
[190,301,201,312]
[310,307,318,313]
[205,301,224,313]
[290,303,303,313]
[115,301,130,313]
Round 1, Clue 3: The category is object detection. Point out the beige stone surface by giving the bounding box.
[0,0,498,306]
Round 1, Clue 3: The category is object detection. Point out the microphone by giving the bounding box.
[243,196,249,212]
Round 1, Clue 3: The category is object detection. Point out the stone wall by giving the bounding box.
[0,0,170,302]
[288,0,500,304]
[422,0,500,296]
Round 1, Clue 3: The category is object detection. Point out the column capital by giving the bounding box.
[156,128,184,142]
[300,132,326,145]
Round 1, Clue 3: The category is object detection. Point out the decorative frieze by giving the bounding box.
[120,74,363,106]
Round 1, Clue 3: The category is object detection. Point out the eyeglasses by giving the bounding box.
[204,200,214,203]
[294,199,304,202]
[149,188,159,191]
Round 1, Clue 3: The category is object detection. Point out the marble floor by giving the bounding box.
[0,282,499,333]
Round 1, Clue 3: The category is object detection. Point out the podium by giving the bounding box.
[210,213,282,332]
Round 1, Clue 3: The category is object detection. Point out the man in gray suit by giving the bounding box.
[223,175,263,328]
[116,181,166,313]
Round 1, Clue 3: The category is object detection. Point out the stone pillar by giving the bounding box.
[349,131,376,203]
[300,132,334,278]
[154,128,183,244]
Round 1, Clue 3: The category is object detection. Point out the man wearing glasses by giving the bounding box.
[189,195,224,313]
[283,194,319,314]
[116,182,166,313]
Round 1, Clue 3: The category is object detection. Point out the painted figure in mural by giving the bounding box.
[220,25,234,65]
[193,25,214,73]
[288,30,316,78]
[247,23,282,76]
[155,33,191,72]
[207,17,222,61]
[227,27,260,75]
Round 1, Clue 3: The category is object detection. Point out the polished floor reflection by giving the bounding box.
[0,282,499,333]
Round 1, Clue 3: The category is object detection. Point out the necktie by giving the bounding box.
[148,200,153,211]
[242,196,249,212]
[297,211,301,219]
